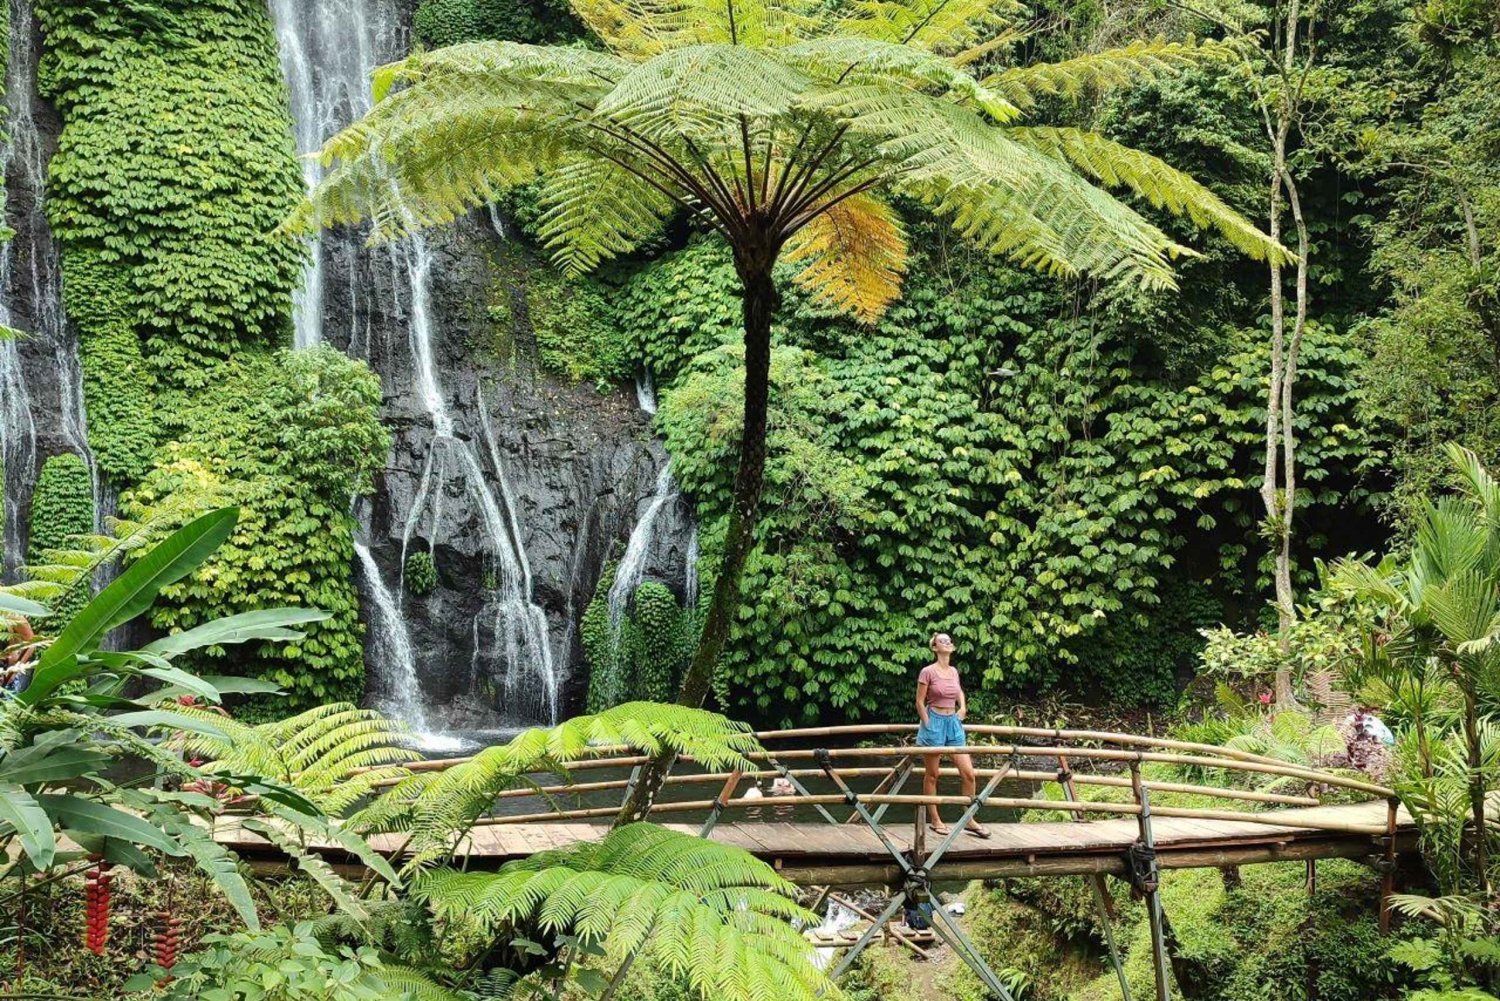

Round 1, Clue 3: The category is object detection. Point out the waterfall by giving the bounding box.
[0,0,95,573]
[354,539,464,751]
[809,901,862,970]
[635,369,658,415]
[269,0,563,729]
[684,523,700,607]
[607,462,677,641]
[267,0,392,350]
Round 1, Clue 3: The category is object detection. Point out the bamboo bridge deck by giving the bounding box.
[429,799,1418,884]
[217,722,1425,887]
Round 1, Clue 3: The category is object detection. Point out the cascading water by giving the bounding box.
[269,0,563,730]
[635,370,658,415]
[607,462,678,643]
[0,0,95,573]
[267,0,391,350]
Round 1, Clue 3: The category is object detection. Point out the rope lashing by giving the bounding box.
[1126,839,1159,898]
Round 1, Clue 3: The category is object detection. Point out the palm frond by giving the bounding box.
[784,192,907,322]
[1008,126,1287,262]
[985,36,1238,110]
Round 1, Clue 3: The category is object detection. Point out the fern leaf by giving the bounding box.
[784,192,908,323]
[985,37,1238,110]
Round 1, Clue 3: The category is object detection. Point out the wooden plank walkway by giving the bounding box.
[219,799,1421,886]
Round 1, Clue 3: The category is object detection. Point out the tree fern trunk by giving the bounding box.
[617,256,779,825]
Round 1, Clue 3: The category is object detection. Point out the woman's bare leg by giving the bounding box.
[923,752,945,830]
[954,752,985,832]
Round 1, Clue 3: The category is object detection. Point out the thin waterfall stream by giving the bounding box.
[0,0,96,575]
[268,0,563,735]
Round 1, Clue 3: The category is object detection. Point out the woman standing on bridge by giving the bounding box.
[916,633,990,838]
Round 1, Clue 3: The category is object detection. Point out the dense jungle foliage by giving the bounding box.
[0,0,1495,997]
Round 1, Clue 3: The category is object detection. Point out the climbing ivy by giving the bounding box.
[64,251,157,485]
[36,0,304,486]
[650,235,1384,723]
[413,0,580,47]
[583,567,696,710]
[26,452,93,558]
[122,347,388,708]
[404,550,438,597]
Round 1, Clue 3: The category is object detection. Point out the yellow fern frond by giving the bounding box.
[784,193,908,323]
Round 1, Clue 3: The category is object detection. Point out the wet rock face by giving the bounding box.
[328,214,696,728]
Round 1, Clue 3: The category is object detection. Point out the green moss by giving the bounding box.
[122,347,389,709]
[27,452,93,557]
[404,550,438,597]
[486,248,631,387]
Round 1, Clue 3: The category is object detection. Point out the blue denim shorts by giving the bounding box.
[916,712,966,747]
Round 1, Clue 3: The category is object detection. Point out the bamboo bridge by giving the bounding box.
[220,724,1420,1001]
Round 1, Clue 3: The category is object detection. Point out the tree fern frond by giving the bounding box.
[1009,126,1287,262]
[834,0,1024,54]
[414,824,827,1001]
[244,818,372,922]
[985,36,1238,110]
[534,159,678,273]
[779,37,1018,121]
[156,702,417,817]
[359,703,757,870]
[784,192,908,322]
[596,45,813,141]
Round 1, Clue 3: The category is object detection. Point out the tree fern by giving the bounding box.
[290,0,1285,825]
[356,703,759,870]
[414,824,830,1001]
[162,702,418,816]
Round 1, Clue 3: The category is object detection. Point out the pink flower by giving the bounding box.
[1258,692,1272,706]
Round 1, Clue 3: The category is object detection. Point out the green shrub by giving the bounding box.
[413,0,579,46]
[122,347,389,708]
[583,569,695,710]
[404,550,438,597]
[27,452,93,558]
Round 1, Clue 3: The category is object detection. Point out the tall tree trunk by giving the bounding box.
[616,255,779,824]
[1461,683,1491,895]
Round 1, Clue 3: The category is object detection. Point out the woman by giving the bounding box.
[915,632,989,837]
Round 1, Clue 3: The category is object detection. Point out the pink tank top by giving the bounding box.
[919,664,962,711]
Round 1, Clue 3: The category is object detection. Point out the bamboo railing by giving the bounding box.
[376,722,1399,840]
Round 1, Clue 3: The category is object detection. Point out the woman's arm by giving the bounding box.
[915,679,930,726]
[957,678,967,721]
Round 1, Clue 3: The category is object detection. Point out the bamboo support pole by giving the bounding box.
[1380,797,1399,935]
[826,892,932,960]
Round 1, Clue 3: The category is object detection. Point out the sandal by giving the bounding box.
[928,823,951,835]
[964,824,992,840]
